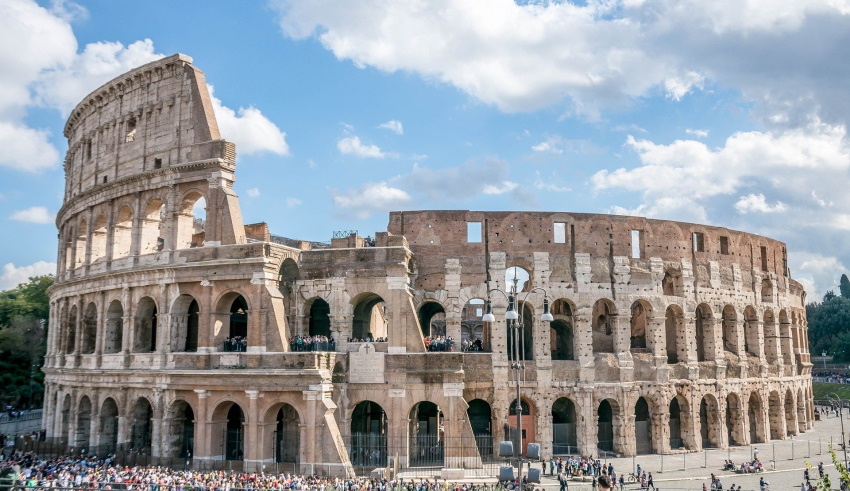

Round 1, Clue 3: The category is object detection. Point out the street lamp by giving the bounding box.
[827,393,848,467]
[483,269,553,487]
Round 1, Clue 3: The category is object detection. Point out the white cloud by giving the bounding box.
[286,197,302,207]
[0,122,60,172]
[534,172,571,192]
[734,193,787,214]
[333,182,412,219]
[685,128,709,138]
[0,261,55,290]
[337,136,390,158]
[530,135,603,155]
[531,140,562,154]
[791,252,847,300]
[246,187,260,197]
[482,181,518,195]
[664,71,704,101]
[378,120,404,135]
[9,206,53,224]
[209,86,289,156]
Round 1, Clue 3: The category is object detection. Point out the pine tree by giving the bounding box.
[841,274,850,299]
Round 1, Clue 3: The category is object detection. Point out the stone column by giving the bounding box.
[104,200,116,266]
[116,389,129,446]
[578,388,596,457]
[653,410,670,454]
[151,389,164,456]
[130,192,143,263]
[193,389,209,460]
[244,390,261,470]
[83,208,93,274]
[613,314,633,382]
[94,291,106,358]
[575,312,594,382]
[88,392,101,452]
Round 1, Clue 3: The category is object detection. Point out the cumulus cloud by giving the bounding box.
[246,187,260,197]
[333,182,412,219]
[286,197,302,207]
[0,122,60,172]
[686,128,709,138]
[209,86,289,156]
[791,251,847,299]
[664,71,704,101]
[337,136,391,158]
[378,120,403,135]
[734,193,787,214]
[10,206,53,224]
[482,181,518,195]
[0,261,55,290]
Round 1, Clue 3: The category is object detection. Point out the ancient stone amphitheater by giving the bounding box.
[43,54,813,477]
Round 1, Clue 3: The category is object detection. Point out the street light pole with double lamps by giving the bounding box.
[483,271,554,488]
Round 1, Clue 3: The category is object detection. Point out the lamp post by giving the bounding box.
[828,393,848,467]
[483,270,554,487]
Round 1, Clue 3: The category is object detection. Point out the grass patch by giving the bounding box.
[812,382,850,401]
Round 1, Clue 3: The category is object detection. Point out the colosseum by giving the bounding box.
[43,54,813,477]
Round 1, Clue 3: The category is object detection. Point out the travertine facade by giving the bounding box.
[43,54,813,477]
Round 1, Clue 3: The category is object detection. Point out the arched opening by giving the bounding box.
[60,394,71,443]
[508,398,536,455]
[176,193,206,249]
[665,306,684,364]
[467,399,493,459]
[507,301,534,361]
[552,398,577,454]
[550,299,575,360]
[76,396,92,448]
[597,399,616,452]
[461,299,486,351]
[748,392,764,443]
[761,278,773,303]
[81,302,97,354]
[764,310,779,364]
[635,397,652,455]
[229,295,248,347]
[278,258,299,332]
[700,395,721,448]
[223,404,245,461]
[744,307,759,357]
[768,391,783,440]
[418,301,446,338]
[140,198,166,253]
[99,398,119,451]
[273,404,300,464]
[784,389,796,437]
[171,295,199,352]
[352,293,386,342]
[409,401,444,466]
[308,298,331,338]
[669,397,684,449]
[104,300,123,354]
[662,269,683,296]
[695,304,712,362]
[592,299,616,353]
[134,297,158,353]
[90,213,108,262]
[130,398,153,453]
[722,305,738,353]
[75,219,88,267]
[630,301,649,350]
[165,400,194,458]
[726,393,742,446]
[65,305,77,354]
[63,227,74,271]
[350,400,387,467]
[112,205,133,259]
[506,266,530,292]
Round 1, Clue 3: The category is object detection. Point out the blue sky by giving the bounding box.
[2,0,850,298]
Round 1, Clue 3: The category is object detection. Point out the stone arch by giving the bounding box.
[748,391,766,443]
[210,400,244,461]
[60,393,71,443]
[104,299,124,354]
[63,226,74,270]
[76,395,93,448]
[140,198,166,254]
[508,301,534,361]
[350,400,387,467]
[66,304,77,354]
[278,257,299,333]
[164,399,195,458]
[699,394,721,448]
[111,205,133,259]
[634,396,653,455]
[461,298,486,350]
[170,294,199,352]
[467,399,493,459]
[99,397,120,450]
[409,401,444,467]
[506,265,531,292]
[744,306,759,357]
[306,297,331,338]
[129,397,154,453]
[763,310,779,364]
[592,299,616,353]
[213,291,249,350]
[351,292,386,342]
[726,392,743,446]
[662,269,684,296]
[665,305,685,364]
[695,303,713,362]
[176,191,206,249]
[550,299,575,360]
[263,402,301,464]
[721,305,738,353]
[669,395,689,449]
[90,213,108,262]
[134,296,158,353]
[630,300,651,349]
[81,302,97,354]
[75,218,87,266]
[418,300,446,338]
[597,398,619,453]
[552,397,579,454]
[784,389,797,437]
[768,390,784,440]
[761,278,774,303]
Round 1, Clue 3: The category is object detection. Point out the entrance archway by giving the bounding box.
[597,399,616,452]
[134,297,158,353]
[467,399,493,459]
[419,302,446,338]
[552,397,578,454]
[350,401,387,467]
[748,392,765,443]
[352,293,386,341]
[308,298,331,337]
[669,397,685,449]
[104,300,123,354]
[700,395,721,448]
[726,393,743,446]
[76,396,92,448]
[165,400,194,458]
[99,398,119,451]
[130,398,153,453]
[409,402,443,467]
[171,295,199,352]
[273,404,300,464]
[635,397,652,454]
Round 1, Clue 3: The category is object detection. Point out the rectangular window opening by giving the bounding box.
[693,232,705,252]
[154,158,162,169]
[554,222,566,244]
[102,176,108,184]
[85,140,92,160]
[720,236,729,255]
[467,221,482,243]
[761,246,768,271]
[125,119,137,143]
[630,230,641,259]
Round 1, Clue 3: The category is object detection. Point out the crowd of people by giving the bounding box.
[460,339,484,352]
[223,336,248,352]
[346,336,387,343]
[424,336,455,352]
[289,336,336,352]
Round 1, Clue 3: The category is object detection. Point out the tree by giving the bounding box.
[841,274,850,299]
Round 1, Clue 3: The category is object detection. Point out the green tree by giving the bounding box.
[807,288,850,360]
[842,274,850,299]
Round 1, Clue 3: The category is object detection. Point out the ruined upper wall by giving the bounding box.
[61,54,226,203]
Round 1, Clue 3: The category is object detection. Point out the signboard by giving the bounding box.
[349,343,385,384]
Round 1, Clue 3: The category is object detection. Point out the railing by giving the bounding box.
[290,340,337,352]
[0,409,41,424]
